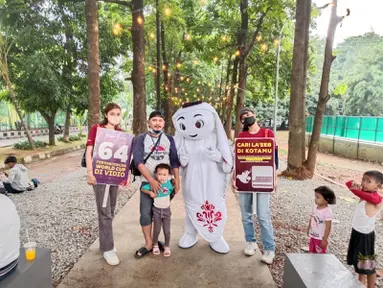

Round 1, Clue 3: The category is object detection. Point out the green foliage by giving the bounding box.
[58,135,81,142]
[69,135,81,141]
[13,140,48,150]
[0,0,128,124]
[308,33,383,117]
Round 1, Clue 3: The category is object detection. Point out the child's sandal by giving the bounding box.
[153,245,160,255]
[164,247,171,257]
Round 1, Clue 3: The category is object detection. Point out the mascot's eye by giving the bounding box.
[179,123,186,131]
[195,120,204,129]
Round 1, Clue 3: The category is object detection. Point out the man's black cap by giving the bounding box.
[149,111,164,120]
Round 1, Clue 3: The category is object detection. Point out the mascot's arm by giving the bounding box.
[221,158,233,174]
[178,143,189,167]
[205,148,222,162]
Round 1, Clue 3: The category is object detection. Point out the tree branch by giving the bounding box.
[317,3,332,10]
[244,6,271,58]
[100,0,132,8]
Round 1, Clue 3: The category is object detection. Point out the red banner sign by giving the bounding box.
[235,137,275,192]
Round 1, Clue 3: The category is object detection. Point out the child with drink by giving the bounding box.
[346,170,383,288]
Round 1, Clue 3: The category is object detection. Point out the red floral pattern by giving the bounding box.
[196,201,223,233]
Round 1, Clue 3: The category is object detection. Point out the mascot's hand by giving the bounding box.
[179,145,189,166]
[205,148,222,162]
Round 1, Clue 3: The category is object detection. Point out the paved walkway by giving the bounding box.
[58,187,276,288]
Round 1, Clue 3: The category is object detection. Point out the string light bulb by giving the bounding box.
[113,23,122,35]
[193,60,199,65]
[256,35,262,41]
[221,35,228,42]
[180,76,185,81]
[261,43,268,51]
[185,34,191,41]
[137,16,143,25]
[273,39,279,47]
[213,56,218,62]
[235,50,240,56]
[196,88,200,92]
[164,7,171,16]
[176,63,182,68]
[162,64,166,70]
[150,32,155,39]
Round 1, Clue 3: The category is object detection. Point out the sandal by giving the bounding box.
[164,247,171,257]
[135,247,152,259]
[158,241,165,251]
[153,245,160,255]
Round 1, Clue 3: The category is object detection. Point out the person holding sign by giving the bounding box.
[86,103,126,266]
[232,107,276,264]
[133,111,180,259]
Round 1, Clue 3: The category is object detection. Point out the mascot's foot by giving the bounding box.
[209,237,230,254]
[179,232,198,249]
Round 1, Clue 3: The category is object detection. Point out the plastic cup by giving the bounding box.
[24,242,37,261]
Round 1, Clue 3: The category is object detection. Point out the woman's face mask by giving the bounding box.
[106,109,121,126]
[243,116,256,127]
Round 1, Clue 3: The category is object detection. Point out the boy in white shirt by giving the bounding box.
[1,156,30,194]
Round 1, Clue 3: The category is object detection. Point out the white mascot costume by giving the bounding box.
[172,101,233,253]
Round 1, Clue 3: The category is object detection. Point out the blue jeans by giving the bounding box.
[239,192,275,251]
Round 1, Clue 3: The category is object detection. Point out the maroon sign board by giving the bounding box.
[234,137,275,193]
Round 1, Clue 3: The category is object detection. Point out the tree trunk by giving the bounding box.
[306,0,340,174]
[161,22,173,134]
[3,74,36,149]
[221,58,232,121]
[285,0,311,172]
[224,57,239,139]
[63,107,71,142]
[41,113,56,146]
[47,116,55,146]
[85,0,101,129]
[131,0,147,135]
[164,74,175,135]
[233,0,248,138]
[155,0,161,110]
[235,57,247,137]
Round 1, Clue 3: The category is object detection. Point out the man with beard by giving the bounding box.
[232,107,276,264]
[133,111,180,258]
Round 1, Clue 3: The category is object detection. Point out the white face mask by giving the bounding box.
[106,115,121,126]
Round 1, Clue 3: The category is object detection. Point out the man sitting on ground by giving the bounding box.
[1,156,30,194]
[0,194,20,281]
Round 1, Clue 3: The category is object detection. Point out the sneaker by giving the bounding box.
[244,242,257,256]
[103,250,120,266]
[261,251,275,264]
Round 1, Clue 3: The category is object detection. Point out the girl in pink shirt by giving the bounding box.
[308,186,336,253]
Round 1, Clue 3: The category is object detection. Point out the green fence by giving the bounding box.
[306,116,383,143]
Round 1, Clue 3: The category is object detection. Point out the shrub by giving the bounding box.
[13,140,48,150]
[69,135,81,141]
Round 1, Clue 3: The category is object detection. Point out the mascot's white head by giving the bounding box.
[172,101,233,167]
[172,102,215,140]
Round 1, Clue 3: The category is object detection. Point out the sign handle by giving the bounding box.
[102,184,110,208]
